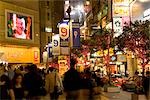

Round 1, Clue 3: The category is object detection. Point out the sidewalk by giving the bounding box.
[99,87,147,100]
[41,87,147,100]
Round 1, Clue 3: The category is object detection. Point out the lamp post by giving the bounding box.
[66,6,72,66]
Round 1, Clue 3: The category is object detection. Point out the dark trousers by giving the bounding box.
[66,90,79,100]
[50,93,59,100]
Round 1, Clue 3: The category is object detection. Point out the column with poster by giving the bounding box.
[72,22,80,48]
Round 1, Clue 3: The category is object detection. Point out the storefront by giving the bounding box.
[0,45,40,64]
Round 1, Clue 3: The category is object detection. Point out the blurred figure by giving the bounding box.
[143,71,150,100]
[0,64,15,100]
[12,73,24,100]
[24,64,43,100]
[8,65,15,80]
[63,58,81,100]
[45,67,63,100]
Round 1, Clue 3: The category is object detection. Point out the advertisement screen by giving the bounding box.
[6,11,32,40]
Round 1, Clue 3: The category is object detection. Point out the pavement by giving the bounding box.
[41,87,147,100]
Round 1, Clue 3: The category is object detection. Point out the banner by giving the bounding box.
[59,22,70,47]
[52,34,60,55]
[48,43,52,58]
[72,22,80,48]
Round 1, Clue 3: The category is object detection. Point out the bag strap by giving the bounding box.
[54,72,56,86]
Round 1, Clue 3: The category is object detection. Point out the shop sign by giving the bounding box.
[59,22,70,47]
[52,34,60,55]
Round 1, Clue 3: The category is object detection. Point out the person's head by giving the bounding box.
[146,71,150,76]
[13,73,23,84]
[70,58,77,68]
[28,64,37,72]
[48,67,54,73]
[0,64,5,76]
[16,18,24,35]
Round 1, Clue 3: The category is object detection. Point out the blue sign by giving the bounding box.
[72,22,80,48]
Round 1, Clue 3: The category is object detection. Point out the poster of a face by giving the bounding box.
[7,12,32,40]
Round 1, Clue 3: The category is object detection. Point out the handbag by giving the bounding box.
[54,73,63,95]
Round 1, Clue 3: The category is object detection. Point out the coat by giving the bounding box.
[45,72,63,93]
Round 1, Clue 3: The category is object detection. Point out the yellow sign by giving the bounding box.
[113,6,129,16]
[0,46,40,63]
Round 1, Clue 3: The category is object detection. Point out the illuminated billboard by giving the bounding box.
[6,10,33,40]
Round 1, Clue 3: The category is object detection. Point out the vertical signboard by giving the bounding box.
[48,43,52,58]
[59,22,70,47]
[72,22,80,48]
[112,0,131,37]
[52,34,60,55]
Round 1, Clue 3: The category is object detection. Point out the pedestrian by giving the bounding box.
[0,64,15,100]
[24,64,44,100]
[12,73,25,100]
[8,65,15,80]
[143,71,150,100]
[45,67,63,100]
[63,58,81,100]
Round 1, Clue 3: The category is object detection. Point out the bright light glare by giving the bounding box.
[65,1,69,5]
[86,1,90,5]
[138,0,149,2]
[76,5,84,12]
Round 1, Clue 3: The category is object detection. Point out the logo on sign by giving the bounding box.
[59,23,69,40]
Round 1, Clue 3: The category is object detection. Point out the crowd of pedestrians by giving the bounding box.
[0,58,150,100]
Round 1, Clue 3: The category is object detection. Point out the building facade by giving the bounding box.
[39,0,64,63]
[0,0,40,64]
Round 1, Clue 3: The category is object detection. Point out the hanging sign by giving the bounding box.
[52,34,60,55]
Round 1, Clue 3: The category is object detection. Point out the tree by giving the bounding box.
[116,20,150,75]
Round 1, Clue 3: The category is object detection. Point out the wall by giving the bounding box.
[0,0,40,47]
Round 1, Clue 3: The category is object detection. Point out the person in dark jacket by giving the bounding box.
[63,58,81,100]
[24,64,43,100]
[0,64,15,100]
[143,71,150,100]
[12,73,24,100]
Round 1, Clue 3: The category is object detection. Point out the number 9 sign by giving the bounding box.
[59,23,69,40]
[54,40,58,47]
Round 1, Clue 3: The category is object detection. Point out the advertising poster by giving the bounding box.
[72,22,80,48]
[6,11,32,40]
[59,22,70,47]
[52,34,60,55]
